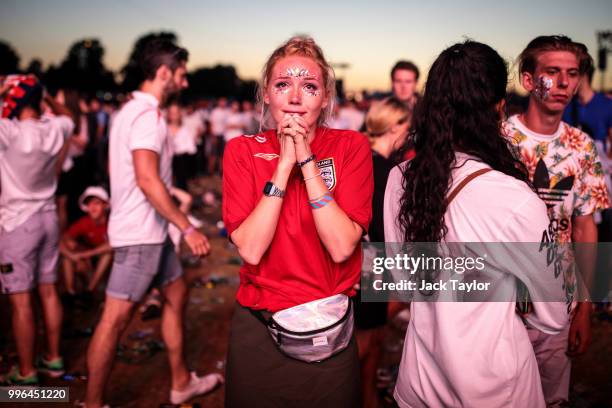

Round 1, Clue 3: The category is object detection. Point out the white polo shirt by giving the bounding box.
[108,91,173,247]
[0,115,74,232]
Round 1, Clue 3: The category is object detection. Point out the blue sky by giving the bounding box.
[1,0,611,91]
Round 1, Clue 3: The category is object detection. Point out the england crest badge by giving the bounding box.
[316,158,336,190]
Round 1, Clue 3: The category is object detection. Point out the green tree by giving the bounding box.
[46,38,116,94]
[0,40,20,75]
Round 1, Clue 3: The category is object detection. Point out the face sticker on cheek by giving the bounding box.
[534,75,553,101]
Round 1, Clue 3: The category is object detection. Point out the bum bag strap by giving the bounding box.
[447,168,492,205]
[249,308,273,327]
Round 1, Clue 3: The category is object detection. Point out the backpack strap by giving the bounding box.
[447,168,492,205]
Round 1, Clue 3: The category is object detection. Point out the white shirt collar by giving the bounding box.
[509,114,563,141]
[132,91,160,108]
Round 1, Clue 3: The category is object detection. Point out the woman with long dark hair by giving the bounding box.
[384,41,567,407]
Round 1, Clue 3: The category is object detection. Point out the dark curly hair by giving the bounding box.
[398,41,531,243]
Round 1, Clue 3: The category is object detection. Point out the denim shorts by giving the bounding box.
[106,238,183,302]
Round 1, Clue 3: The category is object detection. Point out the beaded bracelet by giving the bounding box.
[297,154,316,168]
[309,193,334,209]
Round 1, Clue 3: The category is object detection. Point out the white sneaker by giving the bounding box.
[170,372,224,404]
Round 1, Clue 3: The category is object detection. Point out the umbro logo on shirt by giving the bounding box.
[254,153,280,161]
[533,159,574,209]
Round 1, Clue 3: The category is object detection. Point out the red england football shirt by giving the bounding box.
[223,127,374,312]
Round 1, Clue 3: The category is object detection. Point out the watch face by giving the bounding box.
[264,181,274,195]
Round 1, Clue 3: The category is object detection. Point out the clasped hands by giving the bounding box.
[276,113,312,167]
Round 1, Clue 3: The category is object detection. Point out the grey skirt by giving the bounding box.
[225,302,361,408]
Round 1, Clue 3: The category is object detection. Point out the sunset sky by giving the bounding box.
[1,0,611,92]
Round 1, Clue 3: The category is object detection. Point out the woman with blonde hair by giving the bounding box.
[222,36,373,407]
[364,97,410,246]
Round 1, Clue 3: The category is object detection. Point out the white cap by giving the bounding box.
[78,186,109,212]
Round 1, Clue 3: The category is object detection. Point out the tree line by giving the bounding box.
[0,31,257,101]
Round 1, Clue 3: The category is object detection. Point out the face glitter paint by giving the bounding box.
[273,83,290,95]
[286,68,311,78]
[534,75,553,101]
[303,85,320,97]
[266,55,327,129]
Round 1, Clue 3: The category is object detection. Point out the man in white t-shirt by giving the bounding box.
[223,100,244,143]
[167,103,199,190]
[241,100,258,134]
[85,40,222,408]
[208,97,229,174]
[505,35,611,407]
[0,75,75,385]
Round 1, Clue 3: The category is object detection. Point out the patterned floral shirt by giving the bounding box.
[504,115,610,305]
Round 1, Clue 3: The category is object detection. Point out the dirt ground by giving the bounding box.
[0,175,611,408]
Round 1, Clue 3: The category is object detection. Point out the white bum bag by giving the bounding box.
[251,294,354,363]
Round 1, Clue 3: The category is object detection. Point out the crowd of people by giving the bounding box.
[0,32,611,408]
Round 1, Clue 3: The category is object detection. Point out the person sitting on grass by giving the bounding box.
[60,186,112,302]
